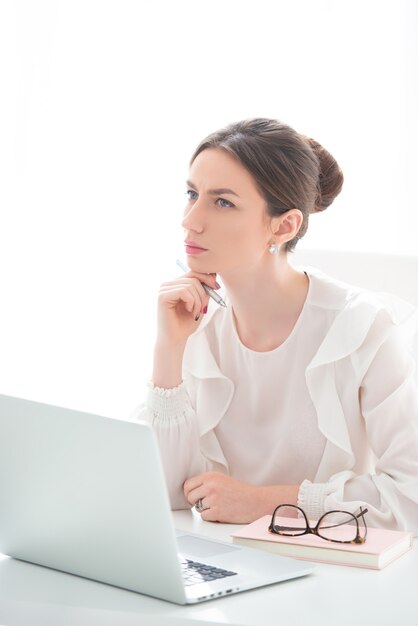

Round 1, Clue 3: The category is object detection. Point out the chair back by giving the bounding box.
[290,248,418,306]
[290,248,418,382]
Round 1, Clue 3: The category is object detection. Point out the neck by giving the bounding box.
[219,252,309,351]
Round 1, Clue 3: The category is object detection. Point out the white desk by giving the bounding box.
[0,509,417,626]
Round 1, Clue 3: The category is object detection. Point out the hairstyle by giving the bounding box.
[189,118,344,252]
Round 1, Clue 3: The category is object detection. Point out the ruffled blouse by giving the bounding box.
[130,266,418,533]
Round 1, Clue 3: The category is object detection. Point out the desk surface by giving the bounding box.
[1,509,417,626]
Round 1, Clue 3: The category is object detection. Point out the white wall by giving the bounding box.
[0,0,417,416]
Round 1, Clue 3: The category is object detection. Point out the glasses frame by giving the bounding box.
[268,504,368,545]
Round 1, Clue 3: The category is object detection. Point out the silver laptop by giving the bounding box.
[0,394,314,604]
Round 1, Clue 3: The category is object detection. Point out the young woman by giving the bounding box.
[131,118,418,533]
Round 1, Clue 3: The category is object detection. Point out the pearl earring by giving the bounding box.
[268,241,279,254]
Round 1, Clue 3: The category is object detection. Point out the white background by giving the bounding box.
[0,0,417,417]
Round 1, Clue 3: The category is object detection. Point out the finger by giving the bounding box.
[176,277,215,309]
[160,281,206,304]
[180,286,209,318]
[160,280,209,314]
[162,277,211,301]
[177,271,220,291]
[185,486,207,506]
[159,284,206,318]
[183,475,205,498]
[158,287,196,315]
[201,507,218,522]
[184,471,221,496]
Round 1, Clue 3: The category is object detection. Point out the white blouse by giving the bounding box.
[214,273,327,485]
[130,266,418,534]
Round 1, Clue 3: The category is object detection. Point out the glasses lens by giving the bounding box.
[318,511,360,542]
[272,505,307,536]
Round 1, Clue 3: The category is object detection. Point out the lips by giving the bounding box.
[184,240,208,251]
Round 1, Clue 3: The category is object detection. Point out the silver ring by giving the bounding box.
[195,498,205,512]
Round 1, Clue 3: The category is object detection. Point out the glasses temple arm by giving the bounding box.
[320,508,368,531]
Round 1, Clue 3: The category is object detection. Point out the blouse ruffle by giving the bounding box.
[132,266,418,531]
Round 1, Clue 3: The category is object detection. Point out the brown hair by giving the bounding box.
[189,118,344,252]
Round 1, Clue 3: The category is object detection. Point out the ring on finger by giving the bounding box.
[195,498,207,512]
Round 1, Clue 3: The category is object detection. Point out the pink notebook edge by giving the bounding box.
[230,515,414,555]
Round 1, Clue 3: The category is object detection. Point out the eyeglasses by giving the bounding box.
[268,504,368,545]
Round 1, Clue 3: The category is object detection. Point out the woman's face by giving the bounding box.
[181,147,275,275]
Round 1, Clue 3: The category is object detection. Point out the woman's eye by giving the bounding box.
[185,190,198,200]
[184,190,234,209]
[216,198,234,208]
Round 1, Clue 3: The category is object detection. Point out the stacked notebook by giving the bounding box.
[231,515,413,570]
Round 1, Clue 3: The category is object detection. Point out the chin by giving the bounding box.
[187,255,214,270]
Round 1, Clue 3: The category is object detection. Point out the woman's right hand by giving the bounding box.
[155,269,221,346]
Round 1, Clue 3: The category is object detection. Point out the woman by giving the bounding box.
[131,118,418,533]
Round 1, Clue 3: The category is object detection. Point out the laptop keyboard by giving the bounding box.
[180,558,238,586]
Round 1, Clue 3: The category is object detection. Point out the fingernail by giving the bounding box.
[203,305,208,314]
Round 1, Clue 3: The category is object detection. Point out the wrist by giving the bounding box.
[152,340,186,389]
[154,337,187,353]
[256,484,300,517]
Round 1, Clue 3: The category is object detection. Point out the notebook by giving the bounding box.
[231,515,413,569]
[0,394,314,604]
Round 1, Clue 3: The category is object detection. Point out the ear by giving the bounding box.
[271,209,304,244]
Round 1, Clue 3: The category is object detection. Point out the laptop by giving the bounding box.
[0,394,314,604]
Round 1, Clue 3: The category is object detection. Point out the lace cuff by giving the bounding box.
[145,380,194,421]
[297,479,329,520]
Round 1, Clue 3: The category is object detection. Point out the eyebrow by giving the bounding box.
[186,179,240,198]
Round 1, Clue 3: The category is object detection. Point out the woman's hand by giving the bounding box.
[183,472,268,524]
[156,269,220,346]
[151,268,221,389]
[184,472,300,524]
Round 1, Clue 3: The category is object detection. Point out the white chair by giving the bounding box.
[289,247,418,382]
[290,248,418,306]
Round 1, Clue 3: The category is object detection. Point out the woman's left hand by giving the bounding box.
[183,471,266,523]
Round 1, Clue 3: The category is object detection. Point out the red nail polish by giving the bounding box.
[203,305,208,314]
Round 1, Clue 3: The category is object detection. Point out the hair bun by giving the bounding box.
[307,137,344,213]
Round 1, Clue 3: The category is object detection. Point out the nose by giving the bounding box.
[181,199,204,233]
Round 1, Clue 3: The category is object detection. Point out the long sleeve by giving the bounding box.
[298,322,418,534]
[130,269,417,530]
[130,380,215,509]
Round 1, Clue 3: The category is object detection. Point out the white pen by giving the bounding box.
[176,258,227,308]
